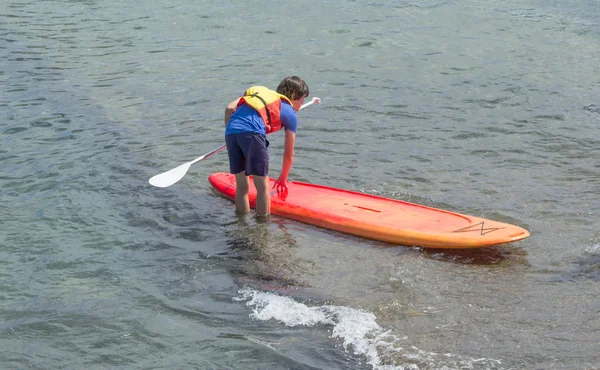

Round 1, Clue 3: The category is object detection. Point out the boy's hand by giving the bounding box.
[273,176,289,193]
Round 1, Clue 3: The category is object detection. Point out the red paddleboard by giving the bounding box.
[208,172,530,249]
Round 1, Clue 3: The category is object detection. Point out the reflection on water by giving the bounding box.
[224,214,312,288]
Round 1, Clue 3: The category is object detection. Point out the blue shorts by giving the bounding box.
[225,133,269,176]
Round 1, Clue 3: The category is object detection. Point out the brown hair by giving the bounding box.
[276,76,309,101]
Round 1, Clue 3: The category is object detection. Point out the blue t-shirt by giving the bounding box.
[225,100,297,136]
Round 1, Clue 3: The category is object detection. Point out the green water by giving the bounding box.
[1,0,599,369]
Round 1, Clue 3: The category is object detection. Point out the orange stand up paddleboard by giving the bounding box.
[208,172,530,249]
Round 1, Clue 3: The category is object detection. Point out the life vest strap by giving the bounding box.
[249,92,272,128]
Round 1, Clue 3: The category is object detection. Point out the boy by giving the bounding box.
[224,76,309,217]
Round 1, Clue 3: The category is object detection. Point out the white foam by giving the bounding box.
[235,287,389,368]
[584,243,600,255]
[234,287,503,370]
[235,287,334,327]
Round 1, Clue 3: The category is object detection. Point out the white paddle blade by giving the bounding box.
[148,161,193,188]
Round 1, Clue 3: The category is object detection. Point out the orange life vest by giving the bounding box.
[237,86,292,134]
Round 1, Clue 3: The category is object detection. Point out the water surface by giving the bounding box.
[1,0,599,369]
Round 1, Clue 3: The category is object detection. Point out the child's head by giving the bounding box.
[276,76,309,101]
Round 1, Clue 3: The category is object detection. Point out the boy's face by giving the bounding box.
[291,95,305,112]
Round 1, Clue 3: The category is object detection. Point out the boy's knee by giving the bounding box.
[235,172,250,191]
[252,177,269,193]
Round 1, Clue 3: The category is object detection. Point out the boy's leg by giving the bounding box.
[243,133,269,216]
[252,175,270,216]
[234,171,250,214]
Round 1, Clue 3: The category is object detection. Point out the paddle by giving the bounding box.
[149,97,321,188]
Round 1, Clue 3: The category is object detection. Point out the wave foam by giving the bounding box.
[584,243,600,255]
[234,287,503,370]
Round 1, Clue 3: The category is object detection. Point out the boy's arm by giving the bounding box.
[224,98,241,126]
[273,129,296,192]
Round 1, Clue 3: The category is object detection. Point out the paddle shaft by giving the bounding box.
[189,144,226,166]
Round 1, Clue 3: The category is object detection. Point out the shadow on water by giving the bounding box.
[420,244,530,266]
